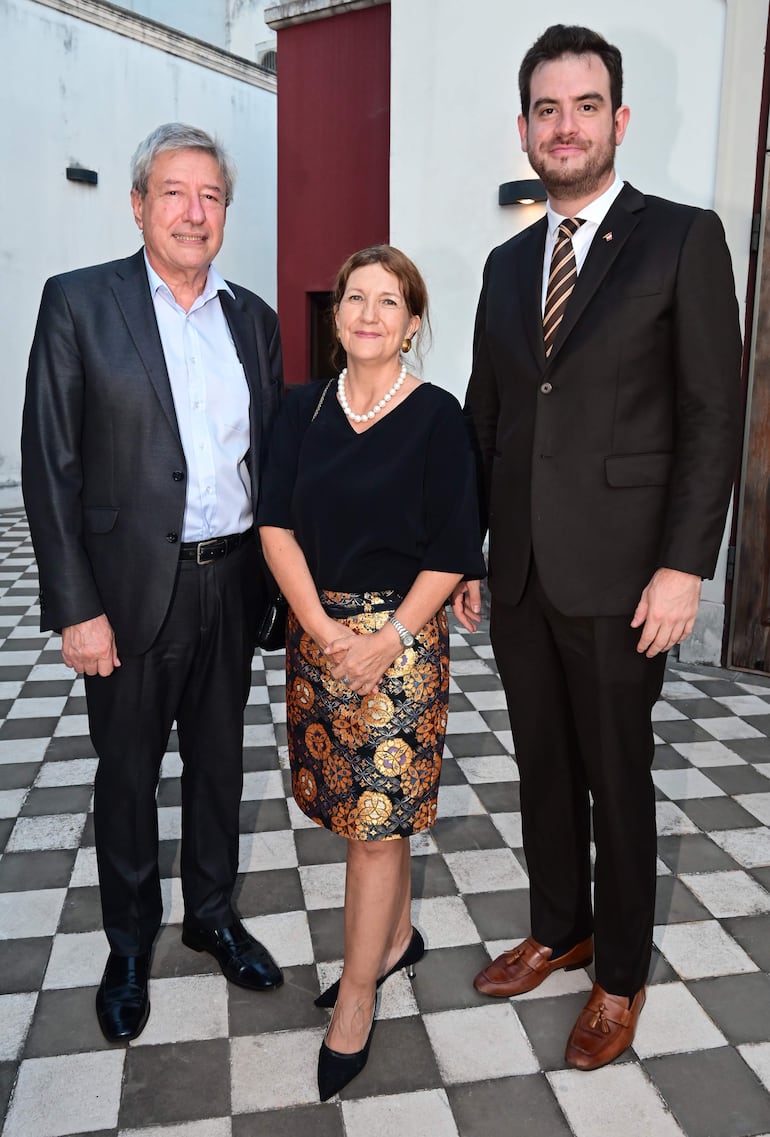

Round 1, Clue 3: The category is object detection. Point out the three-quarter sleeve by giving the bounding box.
[257,384,315,530]
[419,393,486,580]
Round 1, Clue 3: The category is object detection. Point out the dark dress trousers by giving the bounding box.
[22,249,283,954]
[465,183,742,994]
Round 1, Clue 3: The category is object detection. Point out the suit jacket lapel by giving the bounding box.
[111,249,180,438]
[546,183,645,366]
[514,217,548,367]
[220,289,264,489]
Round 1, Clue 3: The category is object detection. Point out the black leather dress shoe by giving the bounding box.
[95,952,151,1043]
[182,919,283,991]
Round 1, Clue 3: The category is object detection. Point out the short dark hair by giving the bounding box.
[519,25,623,118]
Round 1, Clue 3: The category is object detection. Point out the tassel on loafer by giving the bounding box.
[314,926,424,1008]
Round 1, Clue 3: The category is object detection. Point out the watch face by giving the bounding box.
[402,631,414,648]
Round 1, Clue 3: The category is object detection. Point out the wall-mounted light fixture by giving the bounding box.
[498,178,546,206]
[66,166,98,186]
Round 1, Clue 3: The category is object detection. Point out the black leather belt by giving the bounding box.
[179,528,253,565]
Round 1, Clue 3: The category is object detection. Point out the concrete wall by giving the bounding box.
[120,0,276,58]
[0,0,277,487]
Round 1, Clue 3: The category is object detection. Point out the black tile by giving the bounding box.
[307,908,344,963]
[0,937,51,993]
[702,765,770,795]
[294,826,348,866]
[445,732,507,758]
[411,852,458,899]
[243,703,273,725]
[229,964,325,1035]
[79,813,96,846]
[689,680,747,697]
[0,1063,18,1130]
[20,785,92,816]
[412,944,494,1012]
[24,986,108,1057]
[337,1015,442,1101]
[44,736,97,760]
[751,866,770,892]
[517,991,599,1071]
[432,816,506,854]
[689,973,770,1044]
[156,778,181,807]
[0,849,76,891]
[233,1104,345,1137]
[652,744,691,770]
[723,915,770,971]
[120,1039,231,1127]
[158,838,181,879]
[0,817,14,851]
[450,692,474,712]
[647,943,679,984]
[238,796,291,834]
[0,699,15,718]
[0,666,32,681]
[0,717,59,739]
[448,1074,574,1137]
[680,796,761,831]
[670,698,731,718]
[19,679,73,697]
[58,886,103,933]
[0,761,39,789]
[473,782,521,813]
[480,710,512,732]
[454,674,504,692]
[243,745,283,771]
[646,1047,770,1137]
[657,834,738,874]
[654,877,713,924]
[652,720,716,744]
[464,890,532,942]
[234,867,305,917]
[727,737,770,763]
[151,924,225,979]
[438,757,469,786]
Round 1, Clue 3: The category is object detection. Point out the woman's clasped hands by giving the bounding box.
[322,621,402,696]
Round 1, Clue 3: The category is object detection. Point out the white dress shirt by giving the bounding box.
[145,254,252,542]
[540,174,625,314]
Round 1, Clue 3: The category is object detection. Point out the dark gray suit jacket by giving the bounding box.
[21,248,283,655]
[465,183,742,616]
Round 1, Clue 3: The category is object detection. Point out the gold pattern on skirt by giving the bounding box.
[286,589,449,840]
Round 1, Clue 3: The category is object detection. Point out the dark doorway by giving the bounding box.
[309,292,340,382]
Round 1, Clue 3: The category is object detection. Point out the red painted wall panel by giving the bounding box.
[276,4,390,384]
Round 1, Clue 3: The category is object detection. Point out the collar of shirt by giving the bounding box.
[142,251,235,312]
[541,174,625,312]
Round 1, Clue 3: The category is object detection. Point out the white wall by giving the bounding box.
[120,0,276,58]
[0,0,277,486]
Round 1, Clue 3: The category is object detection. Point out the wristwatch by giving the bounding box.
[389,616,415,648]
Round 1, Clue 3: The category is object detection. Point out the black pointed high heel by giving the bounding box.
[314,927,425,1009]
[317,1006,377,1101]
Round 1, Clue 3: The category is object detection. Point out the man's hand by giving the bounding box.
[452,580,483,633]
[631,568,702,658]
[62,615,121,677]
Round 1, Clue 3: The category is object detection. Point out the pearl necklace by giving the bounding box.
[337,364,407,423]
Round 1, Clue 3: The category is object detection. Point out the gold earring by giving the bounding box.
[401,337,412,354]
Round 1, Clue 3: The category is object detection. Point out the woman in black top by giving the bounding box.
[258,245,484,1101]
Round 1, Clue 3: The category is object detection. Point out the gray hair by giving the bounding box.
[130,123,236,205]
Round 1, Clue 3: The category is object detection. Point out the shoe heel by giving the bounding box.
[566,954,593,971]
[407,963,416,980]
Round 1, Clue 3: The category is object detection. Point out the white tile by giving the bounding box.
[241,769,285,800]
[298,862,347,909]
[490,811,523,847]
[6,813,87,851]
[424,1004,539,1082]
[651,769,723,800]
[69,847,99,887]
[3,1050,125,1137]
[494,729,514,754]
[0,737,48,764]
[435,785,485,818]
[632,981,726,1058]
[710,827,770,868]
[53,714,91,737]
[671,741,745,767]
[120,1121,232,1137]
[737,681,770,695]
[28,663,76,681]
[238,829,297,873]
[408,829,438,856]
[739,1042,770,1092]
[286,796,318,829]
[133,975,228,1046]
[246,684,269,705]
[410,896,480,948]
[735,792,770,826]
[271,701,287,723]
[160,876,185,925]
[446,710,489,734]
[474,644,496,659]
[243,910,314,967]
[35,759,98,787]
[231,1027,324,1111]
[756,764,770,782]
[0,992,37,1060]
[6,696,67,718]
[0,651,43,666]
[0,680,22,698]
[655,801,700,836]
[512,961,593,1000]
[657,856,672,876]
[277,743,290,769]
[455,754,518,783]
[465,689,508,711]
[157,805,182,840]
[342,1089,459,1137]
[43,931,109,990]
[264,669,284,686]
[661,680,709,700]
[653,920,758,978]
[694,716,764,740]
[450,659,494,675]
[714,695,770,715]
[242,723,278,747]
[548,1064,686,1137]
[444,848,528,893]
[160,752,183,779]
[680,870,770,917]
[0,788,26,817]
[376,965,420,1019]
[651,702,686,721]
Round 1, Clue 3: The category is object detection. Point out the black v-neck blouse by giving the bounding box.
[257,381,485,594]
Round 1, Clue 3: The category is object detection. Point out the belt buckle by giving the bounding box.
[196,537,226,565]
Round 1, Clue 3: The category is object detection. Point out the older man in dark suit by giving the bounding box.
[455,26,741,1069]
[22,123,284,1042]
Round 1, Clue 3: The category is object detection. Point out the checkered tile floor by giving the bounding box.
[1,507,770,1137]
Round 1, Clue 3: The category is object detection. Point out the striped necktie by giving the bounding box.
[543,218,585,358]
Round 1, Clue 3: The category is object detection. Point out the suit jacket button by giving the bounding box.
[172,470,184,481]
[540,381,553,394]
[166,532,179,543]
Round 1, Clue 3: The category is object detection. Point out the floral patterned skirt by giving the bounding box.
[286,590,449,840]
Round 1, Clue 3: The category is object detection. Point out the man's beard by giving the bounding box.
[528,133,616,200]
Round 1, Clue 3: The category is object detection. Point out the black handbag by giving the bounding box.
[255,378,336,652]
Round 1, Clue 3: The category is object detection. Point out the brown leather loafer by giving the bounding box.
[473,935,593,997]
[565,983,646,1070]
